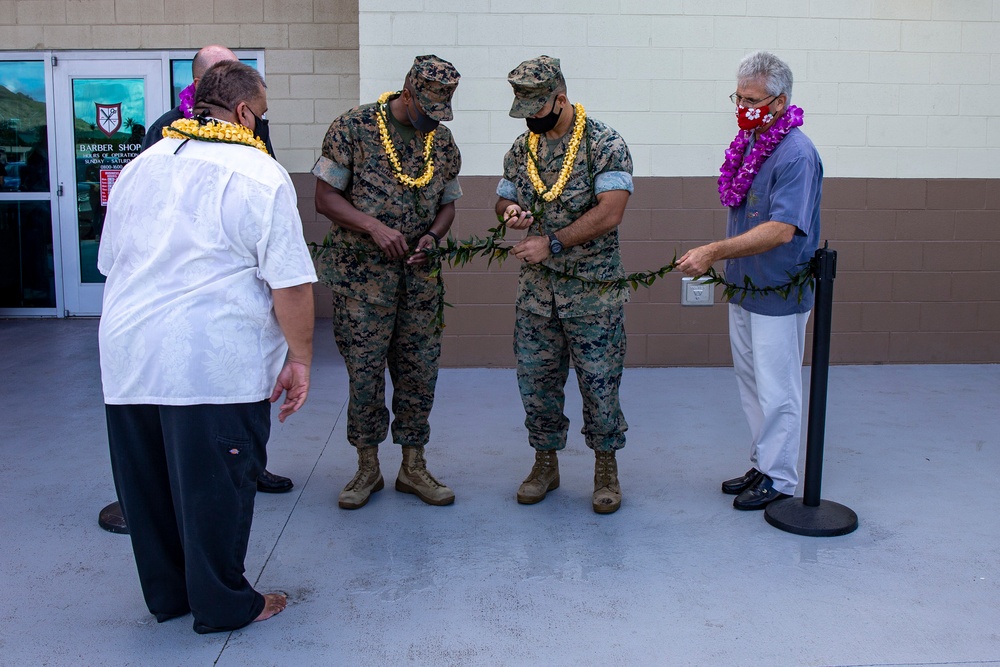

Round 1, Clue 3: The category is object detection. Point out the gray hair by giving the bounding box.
[737,51,793,105]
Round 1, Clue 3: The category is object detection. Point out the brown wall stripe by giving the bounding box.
[294,173,1000,367]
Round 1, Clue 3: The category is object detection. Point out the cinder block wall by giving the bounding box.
[358,2,1000,181]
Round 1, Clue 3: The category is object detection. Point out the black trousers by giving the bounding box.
[106,401,269,634]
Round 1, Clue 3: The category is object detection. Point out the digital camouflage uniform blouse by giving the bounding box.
[499,116,633,318]
[312,96,462,306]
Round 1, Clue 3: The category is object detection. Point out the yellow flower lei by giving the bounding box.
[376,91,435,189]
[161,118,268,153]
[526,103,586,202]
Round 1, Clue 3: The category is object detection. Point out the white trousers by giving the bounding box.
[728,304,810,495]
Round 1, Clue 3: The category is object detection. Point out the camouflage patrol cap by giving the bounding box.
[507,55,565,118]
[407,54,460,122]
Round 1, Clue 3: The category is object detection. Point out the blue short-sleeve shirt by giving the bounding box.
[726,127,823,316]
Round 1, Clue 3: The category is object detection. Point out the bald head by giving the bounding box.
[192,45,238,82]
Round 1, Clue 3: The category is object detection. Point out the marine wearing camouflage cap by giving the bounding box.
[312,53,463,512]
[497,55,634,514]
[408,54,460,122]
[507,55,565,118]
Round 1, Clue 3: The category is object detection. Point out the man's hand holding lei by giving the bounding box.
[502,203,535,230]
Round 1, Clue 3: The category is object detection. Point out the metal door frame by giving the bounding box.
[0,51,58,317]
[53,55,164,316]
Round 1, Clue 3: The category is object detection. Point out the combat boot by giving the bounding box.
[395,446,455,506]
[593,450,621,514]
[516,449,560,504]
[338,446,383,509]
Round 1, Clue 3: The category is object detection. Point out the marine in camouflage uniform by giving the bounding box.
[495,56,634,514]
[313,55,462,509]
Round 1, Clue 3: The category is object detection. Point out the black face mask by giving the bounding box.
[406,95,440,133]
[251,113,275,158]
[526,102,562,134]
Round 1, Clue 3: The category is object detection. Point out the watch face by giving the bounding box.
[549,234,563,254]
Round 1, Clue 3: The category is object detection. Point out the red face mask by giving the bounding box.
[736,104,774,131]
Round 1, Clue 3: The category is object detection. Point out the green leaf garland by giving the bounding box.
[308,219,816,328]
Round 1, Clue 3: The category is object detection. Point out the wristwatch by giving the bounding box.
[548,232,563,256]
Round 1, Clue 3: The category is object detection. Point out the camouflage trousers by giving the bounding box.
[513,306,627,452]
[331,283,441,449]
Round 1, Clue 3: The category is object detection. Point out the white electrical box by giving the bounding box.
[681,276,714,306]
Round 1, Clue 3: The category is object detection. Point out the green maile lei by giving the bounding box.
[309,219,815,330]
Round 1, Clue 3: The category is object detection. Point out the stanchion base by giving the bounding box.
[98,501,130,535]
[764,497,858,537]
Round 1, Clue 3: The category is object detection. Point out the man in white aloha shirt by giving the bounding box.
[98,61,316,633]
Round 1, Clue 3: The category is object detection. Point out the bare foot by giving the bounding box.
[253,593,287,623]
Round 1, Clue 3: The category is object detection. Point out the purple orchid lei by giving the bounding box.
[179,82,196,119]
[718,105,804,207]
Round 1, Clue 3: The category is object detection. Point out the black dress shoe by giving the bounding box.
[257,469,294,493]
[733,473,790,510]
[721,468,763,495]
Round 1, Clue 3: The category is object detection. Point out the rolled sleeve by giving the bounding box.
[595,170,634,195]
[496,177,518,201]
[441,177,463,205]
[311,155,352,191]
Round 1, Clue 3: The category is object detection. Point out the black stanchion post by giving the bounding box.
[802,245,834,508]
[764,243,858,537]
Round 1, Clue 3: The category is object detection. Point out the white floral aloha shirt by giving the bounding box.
[98,138,317,405]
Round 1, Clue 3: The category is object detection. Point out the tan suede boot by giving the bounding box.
[593,450,621,514]
[338,446,383,509]
[395,446,455,506]
[516,449,560,504]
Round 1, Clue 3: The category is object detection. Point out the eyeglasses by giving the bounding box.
[729,92,779,107]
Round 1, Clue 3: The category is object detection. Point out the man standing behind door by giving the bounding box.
[142,45,275,157]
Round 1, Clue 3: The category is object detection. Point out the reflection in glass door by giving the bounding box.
[54,60,162,315]
[0,59,57,313]
[72,78,147,284]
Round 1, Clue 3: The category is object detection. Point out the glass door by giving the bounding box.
[53,59,163,315]
[0,58,58,315]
